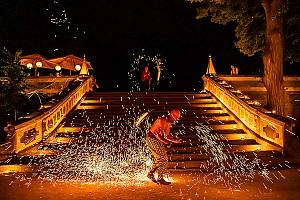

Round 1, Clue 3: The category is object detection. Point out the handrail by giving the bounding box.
[13,76,93,153]
[203,75,286,149]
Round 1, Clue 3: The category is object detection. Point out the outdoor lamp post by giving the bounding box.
[26,63,33,69]
[27,63,33,76]
[55,65,61,77]
[35,61,43,76]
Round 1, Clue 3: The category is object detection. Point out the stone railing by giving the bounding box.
[13,76,93,153]
[203,75,286,150]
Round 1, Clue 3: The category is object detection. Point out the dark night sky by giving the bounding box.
[0,0,263,91]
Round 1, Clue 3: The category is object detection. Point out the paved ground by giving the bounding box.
[1,168,300,200]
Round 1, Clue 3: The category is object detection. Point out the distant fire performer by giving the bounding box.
[146,109,183,185]
[141,66,151,91]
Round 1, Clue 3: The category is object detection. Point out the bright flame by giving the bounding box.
[157,65,161,81]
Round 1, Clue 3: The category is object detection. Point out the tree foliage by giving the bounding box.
[188,0,299,63]
[0,48,29,118]
[284,0,300,63]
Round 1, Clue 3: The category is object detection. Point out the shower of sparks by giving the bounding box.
[35,131,148,184]
[19,100,156,185]
[177,121,283,191]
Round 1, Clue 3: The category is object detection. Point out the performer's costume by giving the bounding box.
[146,109,182,185]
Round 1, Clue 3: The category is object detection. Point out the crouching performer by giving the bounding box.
[146,109,183,185]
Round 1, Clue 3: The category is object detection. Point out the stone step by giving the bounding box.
[67,119,234,125]
[3,143,269,165]
[71,110,229,116]
[39,141,260,153]
[167,156,288,170]
[84,96,212,99]
[64,119,236,125]
[80,102,219,107]
[55,129,246,141]
[58,126,245,135]
[74,109,227,115]
[0,158,289,174]
[1,145,284,171]
[61,124,238,131]
[77,105,223,110]
[169,150,282,161]
[66,113,233,123]
[167,144,262,154]
[55,130,246,141]
[180,133,247,140]
[0,156,289,174]
[86,92,211,98]
[3,149,283,170]
[82,99,216,104]
[44,135,257,148]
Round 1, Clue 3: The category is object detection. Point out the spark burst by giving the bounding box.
[29,101,153,185]
[186,123,276,190]
[128,50,173,92]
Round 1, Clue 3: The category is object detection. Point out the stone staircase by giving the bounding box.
[1,92,285,174]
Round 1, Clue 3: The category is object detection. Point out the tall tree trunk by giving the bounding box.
[262,0,286,116]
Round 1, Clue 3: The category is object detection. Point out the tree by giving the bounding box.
[0,48,28,121]
[188,0,300,116]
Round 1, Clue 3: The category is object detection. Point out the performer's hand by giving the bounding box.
[166,144,172,148]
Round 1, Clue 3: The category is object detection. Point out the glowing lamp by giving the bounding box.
[55,65,61,71]
[254,101,258,105]
[75,64,81,71]
[36,61,43,68]
[257,146,261,151]
[27,63,33,69]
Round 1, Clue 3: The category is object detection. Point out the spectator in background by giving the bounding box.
[2,121,15,143]
[231,65,239,75]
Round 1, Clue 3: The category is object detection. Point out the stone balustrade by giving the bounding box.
[203,75,286,150]
[13,76,93,153]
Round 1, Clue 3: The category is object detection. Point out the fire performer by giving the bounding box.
[141,66,151,91]
[146,109,183,185]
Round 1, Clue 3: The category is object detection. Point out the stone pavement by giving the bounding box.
[1,168,300,200]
